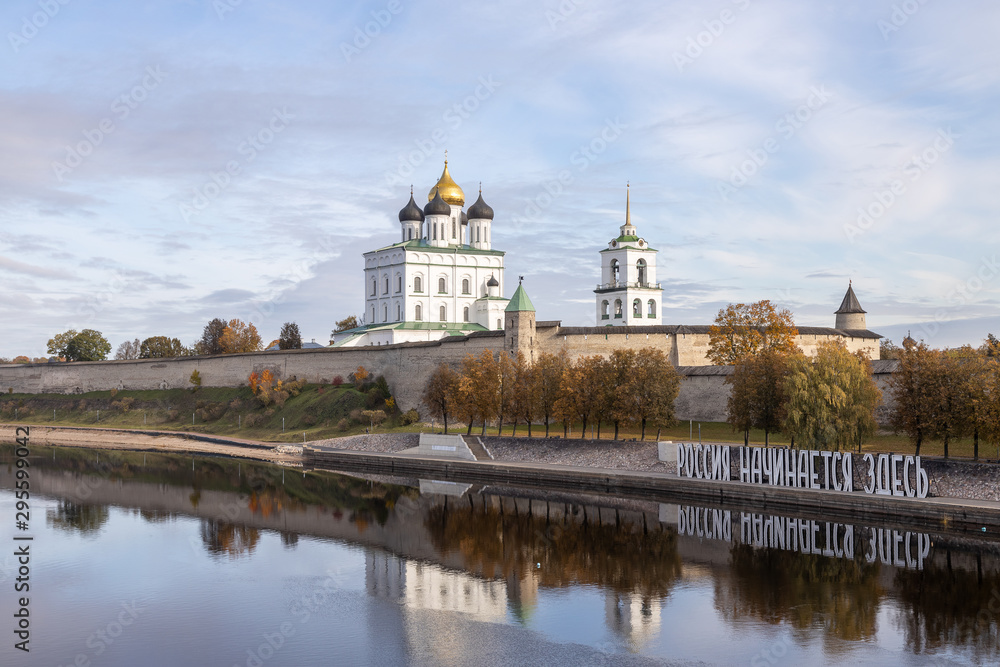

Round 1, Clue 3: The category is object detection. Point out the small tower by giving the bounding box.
[835,281,867,330]
[504,279,536,361]
[594,184,662,326]
[424,189,451,248]
[467,186,495,250]
[398,187,424,242]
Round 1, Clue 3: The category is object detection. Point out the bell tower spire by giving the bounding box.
[620,182,637,237]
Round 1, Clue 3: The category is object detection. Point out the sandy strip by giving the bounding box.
[1,424,303,466]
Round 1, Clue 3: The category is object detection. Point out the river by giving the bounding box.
[1,444,998,666]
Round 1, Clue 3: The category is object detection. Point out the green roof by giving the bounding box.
[365,240,505,256]
[505,284,535,312]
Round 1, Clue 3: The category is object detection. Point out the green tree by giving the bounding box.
[782,341,881,451]
[50,329,111,361]
[423,363,460,434]
[197,318,228,355]
[140,336,188,358]
[727,348,796,446]
[278,322,302,350]
[707,300,799,365]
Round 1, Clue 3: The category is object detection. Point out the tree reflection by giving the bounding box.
[200,519,260,559]
[46,501,109,535]
[424,500,681,600]
[719,545,884,642]
[893,551,1000,660]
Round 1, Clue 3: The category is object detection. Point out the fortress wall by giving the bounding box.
[0,334,502,411]
[0,331,894,424]
[535,327,678,362]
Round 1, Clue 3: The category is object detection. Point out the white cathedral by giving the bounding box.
[332,160,510,347]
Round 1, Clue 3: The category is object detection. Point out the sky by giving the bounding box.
[2,0,999,359]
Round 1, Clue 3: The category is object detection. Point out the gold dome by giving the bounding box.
[428,160,464,207]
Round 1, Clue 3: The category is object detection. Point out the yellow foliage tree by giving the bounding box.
[219,319,262,354]
[707,300,799,365]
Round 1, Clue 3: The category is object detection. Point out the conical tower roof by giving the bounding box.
[835,282,866,314]
[505,283,535,312]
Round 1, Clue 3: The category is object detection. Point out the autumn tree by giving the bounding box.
[140,336,188,358]
[423,363,460,434]
[782,341,881,451]
[707,300,799,365]
[555,355,606,439]
[115,338,141,360]
[948,348,993,461]
[219,319,262,354]
[459,350,501,436]
[507,352,535,436]
[278,322,302,350]
[628,348,681,440]
[352,365,370,390]
[879,339,902,361]
[980,333,1000,358]
[46,330,79,358]
[531,350,568,437]
[727,348,797,446]
[197,318,228,355]
[889,339,943,456]
[605,349,637,440]
[494,352,517,435]
[332,316,359,340]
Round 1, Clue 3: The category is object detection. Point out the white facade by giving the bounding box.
[333,160,508,347]
[594,187,663,326]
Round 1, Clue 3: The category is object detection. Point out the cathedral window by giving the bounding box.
[396,275,402,293]
[407,229,412,240]
[397,304,402,320]
[462,278,470,294]
[463,306,470,322]
[414,276,422,293]
[647,300,656,318]
[637,259,647,286]
[601,300,610,320]
[614,299,623,318]
[633,299,641,317]
[415,304,422,321]
[370,279,376,296]
[497,318,501,329]
[370,307,375,322]
[383,277,389,294]
[438,277,447,293]
[383,305,388,322]
[476,226,481,243]
[432,224,437,241]
[452,219,456,238]
[439,305,447,322]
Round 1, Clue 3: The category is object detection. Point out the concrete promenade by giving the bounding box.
[304,444,1000,536]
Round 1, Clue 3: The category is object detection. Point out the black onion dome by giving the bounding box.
[398,194,424,222]
[468,192,494,220]
[487,274,499,287]
[424,189,451,216]
[461,211,468,224]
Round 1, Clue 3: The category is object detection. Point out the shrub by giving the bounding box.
[167,409,179,421]
[332,375,344,387]
[110,387,119,398]
[303,414,317,427]
[401,408,419,425]
[190,369,202,388]
[337,418,350,432]
[245,413,264,427]
[349,408,364,423]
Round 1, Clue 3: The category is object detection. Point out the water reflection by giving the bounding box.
[46,500,109,535]
[4,444,1000,664]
